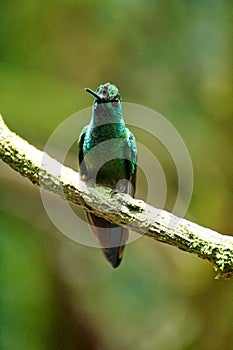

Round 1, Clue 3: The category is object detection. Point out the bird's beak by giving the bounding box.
[85,88,102,101]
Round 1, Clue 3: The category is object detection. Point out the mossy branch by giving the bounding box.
[1,114,233,278]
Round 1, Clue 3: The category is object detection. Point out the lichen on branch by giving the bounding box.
[1,114,233,278]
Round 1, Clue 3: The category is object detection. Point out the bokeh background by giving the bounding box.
[0,1,232,349]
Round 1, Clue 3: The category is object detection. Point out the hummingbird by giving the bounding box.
[78,82,137,268]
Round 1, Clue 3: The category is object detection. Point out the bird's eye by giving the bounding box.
[112,98,120,105]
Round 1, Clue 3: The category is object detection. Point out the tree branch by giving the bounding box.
[1,114,233,278]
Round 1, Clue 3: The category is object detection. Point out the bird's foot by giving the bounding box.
[80,174,88,181]
[110,179,130,198]
[110,188,120,198]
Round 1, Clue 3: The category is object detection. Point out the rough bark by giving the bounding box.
[1,115,233,278]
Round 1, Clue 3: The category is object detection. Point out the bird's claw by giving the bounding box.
[110,189,119,198]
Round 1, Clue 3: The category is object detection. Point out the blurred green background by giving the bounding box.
[0,1,232,349]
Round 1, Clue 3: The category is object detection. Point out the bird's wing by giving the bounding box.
[78,125,88,176]
[124,128,137,197]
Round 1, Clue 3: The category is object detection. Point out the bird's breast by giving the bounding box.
[83,126,127,186]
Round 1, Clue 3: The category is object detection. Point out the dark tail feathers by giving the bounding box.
[86,213,128,268]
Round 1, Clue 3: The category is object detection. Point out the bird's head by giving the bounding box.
[85,82,122,120]
[85,82,121,104]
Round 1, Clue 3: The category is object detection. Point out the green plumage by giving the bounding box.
[78,82,137,267]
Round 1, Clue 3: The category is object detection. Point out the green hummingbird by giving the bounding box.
[78,82,137,268]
